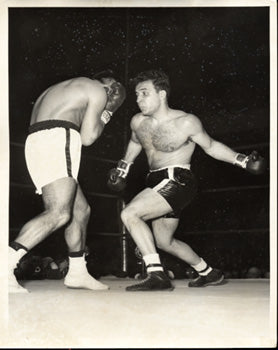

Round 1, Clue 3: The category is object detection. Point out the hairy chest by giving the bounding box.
[136,118,191,152]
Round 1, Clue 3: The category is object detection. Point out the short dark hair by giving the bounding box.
[93,69,122,85]
[132,69,170,97]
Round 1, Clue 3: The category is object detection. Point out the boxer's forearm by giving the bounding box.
[123,138,142,164]
[204,139,238,164]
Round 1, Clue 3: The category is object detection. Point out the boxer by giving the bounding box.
[9,71,126,293]
[108,69,266,291]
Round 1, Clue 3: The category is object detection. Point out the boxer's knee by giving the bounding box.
[156,235,173,252]
[121,205,140,227]
[74,203,91,224]
[80,204,91,223]
[84,204,91,220]
[48,208,72,228]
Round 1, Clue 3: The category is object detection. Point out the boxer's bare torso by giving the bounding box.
[31,77,107,128]
[30,77,109,146]
[131,111,196,169]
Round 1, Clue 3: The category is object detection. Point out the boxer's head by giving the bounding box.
[93,70,126,113]
[132,69,170,98]
[132,69,170,115]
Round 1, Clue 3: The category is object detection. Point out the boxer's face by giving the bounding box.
[135,80,161,116]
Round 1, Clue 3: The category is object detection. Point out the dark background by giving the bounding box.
[9,7,270,279]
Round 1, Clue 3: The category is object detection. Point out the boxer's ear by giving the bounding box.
[159,90,167,100]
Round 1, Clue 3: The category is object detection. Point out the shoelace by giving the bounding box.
[192,275,202,282]
[134,275,152,286]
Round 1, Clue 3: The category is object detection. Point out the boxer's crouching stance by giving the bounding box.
[108,70,266,291]
[9,73,126,293]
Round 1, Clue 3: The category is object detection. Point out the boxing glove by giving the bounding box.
[105,81,126,114]
[107,159,133,192]
[234,150,266,175]
[100,82,126,125]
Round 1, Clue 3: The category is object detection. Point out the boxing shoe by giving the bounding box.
[126,271,174,291]
[9,272,29,293]
[9,246,29,293]
[188,268,224,287]
[64,254,109,291]
[64,272,109,291]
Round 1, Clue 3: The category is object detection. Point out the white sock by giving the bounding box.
[191,258,212,276]
[9,247,27,270]
[64,255,109,290]
[9,247,29,293]
[67,255,87,273]
[143,253,163,273]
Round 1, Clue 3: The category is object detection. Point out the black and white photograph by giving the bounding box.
[0,0,277,348]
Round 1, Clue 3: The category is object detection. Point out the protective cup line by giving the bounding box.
[65,129,73,177]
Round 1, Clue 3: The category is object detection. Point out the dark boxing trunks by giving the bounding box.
[146,166,198,218]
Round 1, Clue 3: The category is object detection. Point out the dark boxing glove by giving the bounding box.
[105,81,126,114]
[100,82,126,125]
[234,151,266,175]
[107,159,133,192]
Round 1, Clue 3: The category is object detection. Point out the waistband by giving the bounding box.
[28,120,80,134]
[149,164,191,173]
[148,165,192,181]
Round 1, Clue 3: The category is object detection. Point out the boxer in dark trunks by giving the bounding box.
[108,69,266,291]
[9,71,126,293]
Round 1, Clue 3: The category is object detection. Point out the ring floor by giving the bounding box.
[6,277,274,348]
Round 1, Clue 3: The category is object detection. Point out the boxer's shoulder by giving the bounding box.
[169,110,201,131]
[130,113,145,129]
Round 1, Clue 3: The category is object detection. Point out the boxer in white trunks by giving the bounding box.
[9,71,126,293]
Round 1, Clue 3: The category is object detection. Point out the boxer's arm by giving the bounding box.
[188,114,237,163]
[189,114,266,174]
[80,91,108,146]
[107,133,142,192]
[122,131,143,164]
[121,115,143,163]
[107,118,143,192]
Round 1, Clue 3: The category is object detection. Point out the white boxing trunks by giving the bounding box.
[25,120,82,194]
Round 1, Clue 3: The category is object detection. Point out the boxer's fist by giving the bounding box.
[105,82,126,114]
[234,151,266,175]
[246,151,267,175]
[107,168,127,192]
[107,160,132,192]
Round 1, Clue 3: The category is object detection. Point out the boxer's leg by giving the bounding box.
[121,188,174,291]
[152,217,201,265]
[121,188,173,255]
[9,177,77,293]
[152,217,224,287]
[64,185,90,252]
[64,185,109,290]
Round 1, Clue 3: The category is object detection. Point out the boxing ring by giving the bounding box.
[8,278,272,348]
[8,141,274,348]
[9,141,270,278]
[7,6,274,346]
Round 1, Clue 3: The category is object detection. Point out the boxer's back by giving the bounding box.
[30,77,102,128]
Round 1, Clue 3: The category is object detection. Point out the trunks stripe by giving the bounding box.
[65,129,72,177]
[153,179,171,192]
